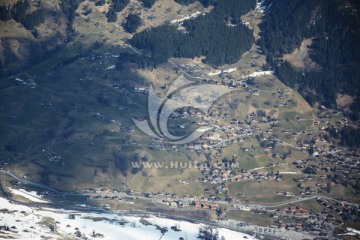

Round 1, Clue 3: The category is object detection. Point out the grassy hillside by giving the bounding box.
[259,0,360,119]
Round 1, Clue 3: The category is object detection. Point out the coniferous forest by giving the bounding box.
[0,1,45,30]
[107,0,130,22]
[259,0,360,120]
[122,14,142,33]
[117,0,256,68]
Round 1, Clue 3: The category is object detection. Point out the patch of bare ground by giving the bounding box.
[77,0,110,15]
[282,39,320,70]
[291,90,312,113]
[0,20,33,64]
[241,5,263,41]
[336,94,354,109]
[73,0,207,45]
[119,0,207,34]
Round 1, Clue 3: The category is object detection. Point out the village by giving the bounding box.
[78,84,360,238]
[11,46,355,238]
[6,46,360,239]
[79,53,360,238]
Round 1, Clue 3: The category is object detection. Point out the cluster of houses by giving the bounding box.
[273,206,311,225]
[148,106,276,154]
[103,57,360,237]
[290,147,360,190]
[315,198,359,225]
[147,191,222,210]
[162,198,219,211]
[266,197,360,237]
[198,164,284,185]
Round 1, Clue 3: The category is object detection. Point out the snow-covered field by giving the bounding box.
[171,11,202,24]
[245,71,273,78]
[208,68,237,76]
[7,187,50,203]
[0,197,256,240]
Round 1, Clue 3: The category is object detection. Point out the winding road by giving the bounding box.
[2,169,357,211]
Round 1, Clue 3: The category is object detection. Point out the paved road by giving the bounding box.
[167,60,203,80]
[253,195,358,209]
[5,168,347,240]
[2,169,357,209]
[0,170,70,195]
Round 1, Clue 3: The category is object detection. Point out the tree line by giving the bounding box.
[122,13,142,33]
[116,0,255,68]
[139,0,156,8]
[259,0,360,119]
[106,0,129,22]
[327,126,360,148]
[0,0,45,30]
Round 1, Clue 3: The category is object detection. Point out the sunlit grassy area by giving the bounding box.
[229,176,300,203]
[227,210,273,226]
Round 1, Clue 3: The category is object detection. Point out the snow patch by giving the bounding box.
[8,187,50,203]
[208,68,237,76]
[0,197,256,240]
[171,11,202,24]
[243,71,273,78]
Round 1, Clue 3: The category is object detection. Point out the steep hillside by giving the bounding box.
[259,0,360,119]
[0,0,74,76]
[0,0,206,77]
[126,0,256,67]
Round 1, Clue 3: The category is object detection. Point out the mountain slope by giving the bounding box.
[259,0,360,119]
[0,0,77,76]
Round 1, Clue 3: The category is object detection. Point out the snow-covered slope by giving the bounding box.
[0,197,256,240]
